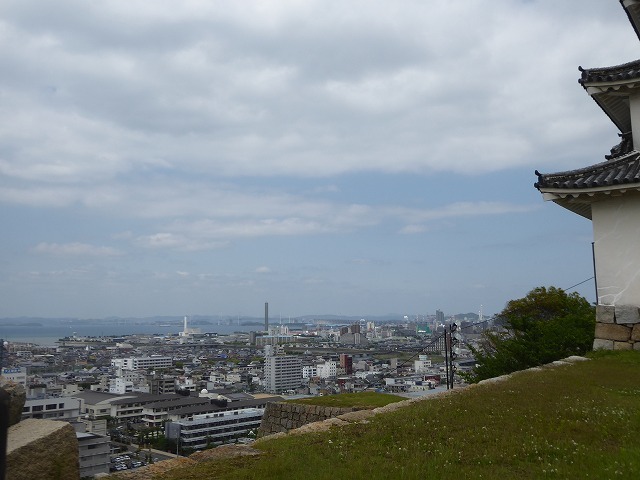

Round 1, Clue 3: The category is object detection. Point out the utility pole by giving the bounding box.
[0,338,7,480]
[444,324,458,389]
[443,331,450,390]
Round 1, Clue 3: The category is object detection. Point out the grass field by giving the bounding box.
[127,351,640,480]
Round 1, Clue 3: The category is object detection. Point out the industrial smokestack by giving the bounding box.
[265,302,269,332]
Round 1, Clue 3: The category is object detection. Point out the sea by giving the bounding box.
[0,318,259,347]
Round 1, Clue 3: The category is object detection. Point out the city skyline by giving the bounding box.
[0,1,622,319]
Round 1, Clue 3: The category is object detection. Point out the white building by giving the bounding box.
[22,397,81,421]
[264,355,302,394]
[302,365,317,379]
[165,408,264,450]
[179,316,201,342]
[109,378,134,394]
[316,361,337,379]
[414,355,432,374]
[111,355,173,372]
[1,367,27,387]
[175,376,196,392]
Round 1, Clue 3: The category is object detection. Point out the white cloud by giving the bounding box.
[399,224,428,235]
[129,198,533,249]
[133,232,228,251]
[33,242,122,257]
[255,266,271,273]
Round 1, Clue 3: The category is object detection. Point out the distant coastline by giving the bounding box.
[0,322,43,327]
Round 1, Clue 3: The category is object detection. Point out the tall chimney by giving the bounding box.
[265,302,269,332]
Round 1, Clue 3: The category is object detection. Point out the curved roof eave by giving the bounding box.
[621,0,640,41]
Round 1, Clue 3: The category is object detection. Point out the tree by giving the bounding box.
[467,286,595,382]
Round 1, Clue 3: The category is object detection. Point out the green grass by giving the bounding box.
[145,352,640,479]
[283,392,405,409]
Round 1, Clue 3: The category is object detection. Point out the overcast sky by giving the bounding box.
[0,0,635,320]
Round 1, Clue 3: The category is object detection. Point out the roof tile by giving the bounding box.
[534,151,640,190]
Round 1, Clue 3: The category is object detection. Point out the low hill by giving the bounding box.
[109,351,640,479]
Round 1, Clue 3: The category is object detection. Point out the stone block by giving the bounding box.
[7,419,79,480]
[595,323,631,341]
[614,341,633,350]
[614,305,640,324]
[632,324,640,341]
[593,338,614,350]
[596,305,615,323]
[0,381,26,427]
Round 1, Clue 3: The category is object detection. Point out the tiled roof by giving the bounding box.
[621,0,640,41]
[578,59,640,85]
[534,151,640,190]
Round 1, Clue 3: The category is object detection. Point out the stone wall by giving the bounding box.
[257,402,360,437]
[594,304,640,350]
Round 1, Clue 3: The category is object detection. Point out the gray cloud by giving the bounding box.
[0,0,633,189]
[0,0,624,317]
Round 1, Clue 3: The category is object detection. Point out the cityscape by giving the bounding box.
[0,307,488,477]
[4,0,640,478]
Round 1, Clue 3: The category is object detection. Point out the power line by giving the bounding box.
[564,277,595,292]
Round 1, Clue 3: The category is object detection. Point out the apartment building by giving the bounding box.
[264,355,302,394]
[111,355,173,371]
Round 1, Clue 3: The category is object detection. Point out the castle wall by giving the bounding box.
[257,402,358,437]
[592,193,640,350]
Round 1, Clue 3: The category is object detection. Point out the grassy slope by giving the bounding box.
[156,351,640,480]
[283,392,405,409]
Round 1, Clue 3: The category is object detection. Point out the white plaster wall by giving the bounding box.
[592,193,640,305]
[629,93,640,149]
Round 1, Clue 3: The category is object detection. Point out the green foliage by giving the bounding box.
[467,286,595,382]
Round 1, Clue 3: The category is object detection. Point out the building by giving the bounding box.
[146,373,177,394]
[76,431,110,477]
[179,316,201,342]
[414,355,432,374]
[316,360,337,379]
[264,355,302,394]
[339,354,353,375]
[338,331,367,346]
[111,355,173,371]
[141,396,211,428]
[76,391,180,423]
[534,1,640,349]
[162,395,282,425]
[302,365,317,379]
[165,408,264,450]
[255,335,294,347]
[109,377,134,394]
[0,367,27,387]
[22,397,82,421]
